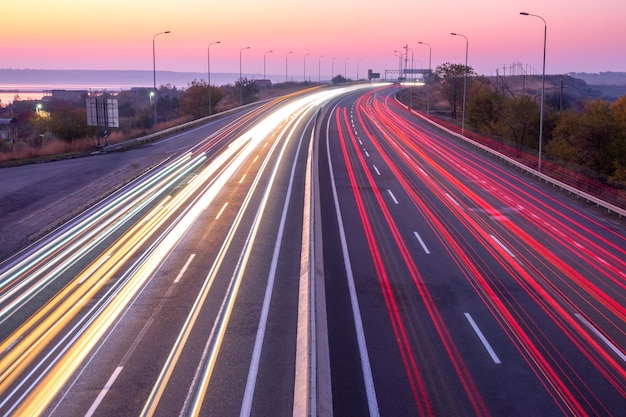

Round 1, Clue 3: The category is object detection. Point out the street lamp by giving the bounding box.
[451,32,468,135]
[318,55,324,83]
[303,53,309,83]
[152,30,170,128]
[208,41,221,115]
[332,56,337,80]
[520,12,547,172]
[239,46,250,105]
[344,58,349,80]
[285,51,293,83]
[264,50,273,80]
[357,59,361,80]
[418,41,432,114]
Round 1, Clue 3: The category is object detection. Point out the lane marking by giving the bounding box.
[84,366,123,417]
[387,189,399,205]
[575,313,626,363]
[372,165,381,176]
[490,234,516,258]
[174,254,196,283]
[364,149,370,157]
[413,232,431,254]
[253,155,259,163]
[239,174,247,184]
[464,313,501,364]
[326,105,380,416]
[445,193,460,206]
[215,202,229,220]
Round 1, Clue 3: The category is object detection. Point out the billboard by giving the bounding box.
[86,98,119,128]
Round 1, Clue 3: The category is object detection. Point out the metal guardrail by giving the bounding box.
[102,104,248,152]
[406,105,626,219]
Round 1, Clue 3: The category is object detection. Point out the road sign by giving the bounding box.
[86,98,119,128]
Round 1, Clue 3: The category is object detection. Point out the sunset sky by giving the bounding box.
[3,0,624,81]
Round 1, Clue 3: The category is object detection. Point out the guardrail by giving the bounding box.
[403,103,626,219]
[102,104,250,152]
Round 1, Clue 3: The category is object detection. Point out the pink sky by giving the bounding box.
[3,0,624,81]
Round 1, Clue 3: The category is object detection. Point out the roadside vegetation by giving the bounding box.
[2,70,624,208]
[400,64,626,207]
[0,78,311,165]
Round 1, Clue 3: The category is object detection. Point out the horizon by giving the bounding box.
[3,1,625,79]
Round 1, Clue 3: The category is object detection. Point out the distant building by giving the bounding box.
[254,79,272,88]
[0,117,18,142]
[42,90,89,103]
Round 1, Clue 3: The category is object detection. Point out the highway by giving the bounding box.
[0,84,624,416]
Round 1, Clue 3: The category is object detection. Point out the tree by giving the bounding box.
[180,79,210,118]
[548,99,620,176]
[235,78,258,104]
[434,62,475,119]
[501,95,539,151]
[48,104,91,143]
[467,83,504,135]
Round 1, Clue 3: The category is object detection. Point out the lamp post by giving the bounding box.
[239,46,250,105]
[344,58,349,80]
[357,59,361,80]
[332,56,337,81]
[303,53,309,83]
[264,50,273,80]
[394,49,404,80]
[207,41,220,115]
[520,12,547,172]
[285,51,293,83]
[318,55,324,83]
[418,41,432,114]
[152,30,170,128]
[451,32,468,135]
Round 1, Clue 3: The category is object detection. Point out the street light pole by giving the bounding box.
[520,12,547,172]
[451,32,468,135]
[332,56,337,81]
[152,30,170,128]
[264,50,273,80]
[418,41,432,114]
[207,41,220,115]
[285,51,293,83]
[303,53,309,83]
[318,55,324,83]
[239,46,250,105]
[344,58,349,80]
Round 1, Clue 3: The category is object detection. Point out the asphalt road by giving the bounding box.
[0,85,623,417]
[318,86,625,416]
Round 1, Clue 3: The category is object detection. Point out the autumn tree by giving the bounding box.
[48,104,91,143]
[434,62,475,119]
[547,99,621,176]
[501,95,540,151]
[180,79,210,118]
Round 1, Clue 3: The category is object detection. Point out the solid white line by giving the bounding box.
[174,254,196,283]
[464,313,501,364]
[84,366,123,417]
[413,232,431,254]
[372,165,381,176]
[490,234,516,258]
[326,107,380,417]
[241,110,314,417]
[387,189,399,205]
[575,313,626,363]
[215,202,229,220]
